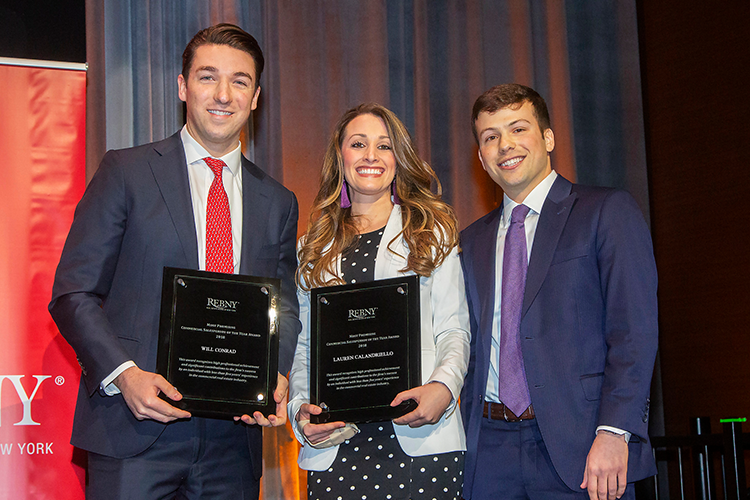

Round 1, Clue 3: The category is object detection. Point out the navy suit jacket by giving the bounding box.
[460,175,658,495]
[49,133,301,479]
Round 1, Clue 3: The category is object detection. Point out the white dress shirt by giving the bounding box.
[181,126,243,274]
[100,127,244,394]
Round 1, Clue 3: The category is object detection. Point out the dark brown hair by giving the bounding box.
[471,83,550,142]
[182,23,264,87]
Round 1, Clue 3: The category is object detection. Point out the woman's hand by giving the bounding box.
[391,382,452,428]
[234,373,288,427]
[297,403,347,445]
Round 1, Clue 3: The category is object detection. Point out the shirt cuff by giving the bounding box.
[596,425,631,443]
[100,361,137,396]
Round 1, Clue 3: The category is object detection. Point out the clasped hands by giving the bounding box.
[297,381,452,446]
[114,366,289,426]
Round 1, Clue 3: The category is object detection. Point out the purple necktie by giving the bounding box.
[498,204,531,416]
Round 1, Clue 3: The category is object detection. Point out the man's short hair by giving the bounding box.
[182,23,264,87]
[471,84,551,143]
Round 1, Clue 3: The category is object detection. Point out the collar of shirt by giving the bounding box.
[180,126,242,174]
[501,170,558,226]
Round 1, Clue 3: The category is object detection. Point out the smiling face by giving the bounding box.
[178,43,261,157]
[340,113,397,206]
[475,101,555,203]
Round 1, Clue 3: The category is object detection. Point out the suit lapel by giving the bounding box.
[239,157,271,275]
[522,175,576,316]
[473,207,502,360]
[150,134,199,269]
[374,205,406,279]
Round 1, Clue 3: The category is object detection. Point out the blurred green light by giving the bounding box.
[719,418,747,423]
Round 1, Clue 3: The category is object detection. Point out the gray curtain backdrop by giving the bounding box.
[85,1,652,498]
[87,0,649,227]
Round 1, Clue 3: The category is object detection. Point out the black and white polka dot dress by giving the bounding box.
[340,227,382,285]
[308,227,465,500]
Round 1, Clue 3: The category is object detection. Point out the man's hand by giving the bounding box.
[115,366,191,422]
[391,382,452,428]
[580,431,629,500]
[234,373,289,427]
[295,403,347,445]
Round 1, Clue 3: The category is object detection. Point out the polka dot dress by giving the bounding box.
[341,227,384,284]
[308,424,464,500]
[308,227,465,500]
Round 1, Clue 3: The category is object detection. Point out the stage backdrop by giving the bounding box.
[0,58,87,499]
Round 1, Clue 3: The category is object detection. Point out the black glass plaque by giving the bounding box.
[157,267,280,419]
[310,275,421,424]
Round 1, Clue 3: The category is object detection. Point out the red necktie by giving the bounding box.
[204,157,233,273]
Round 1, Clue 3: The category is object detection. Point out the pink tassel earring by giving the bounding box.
[340,179,352,208]
[391,179,400,205]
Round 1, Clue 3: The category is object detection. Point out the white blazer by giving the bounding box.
[288,205,471,471]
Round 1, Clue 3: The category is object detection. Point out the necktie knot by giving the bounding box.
[204,157,226,178]
[511,204,530,224]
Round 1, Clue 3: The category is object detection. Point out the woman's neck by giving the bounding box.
[351,195,393,234]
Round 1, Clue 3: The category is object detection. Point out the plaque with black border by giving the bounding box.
[310,275,421,424]
[157,267,280,419]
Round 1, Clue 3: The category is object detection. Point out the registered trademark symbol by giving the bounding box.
[55,376,65,386]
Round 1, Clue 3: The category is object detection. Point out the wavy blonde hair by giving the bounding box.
[297,103,458,291]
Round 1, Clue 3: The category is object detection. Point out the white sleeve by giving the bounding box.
[288,284,312,445]
[424,246,471,415]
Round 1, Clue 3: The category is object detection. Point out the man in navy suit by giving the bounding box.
[460,84,657,500]
[49,24,300,499]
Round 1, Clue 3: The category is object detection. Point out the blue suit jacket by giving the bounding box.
[49,133,301,479]
[460,175,658,495]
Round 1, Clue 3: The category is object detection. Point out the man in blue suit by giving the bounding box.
[49,24,300,499]
[460,84,657,500]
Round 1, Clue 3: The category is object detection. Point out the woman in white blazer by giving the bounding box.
[288,103,470,500]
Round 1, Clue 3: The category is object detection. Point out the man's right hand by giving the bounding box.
[114,366,191,422]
